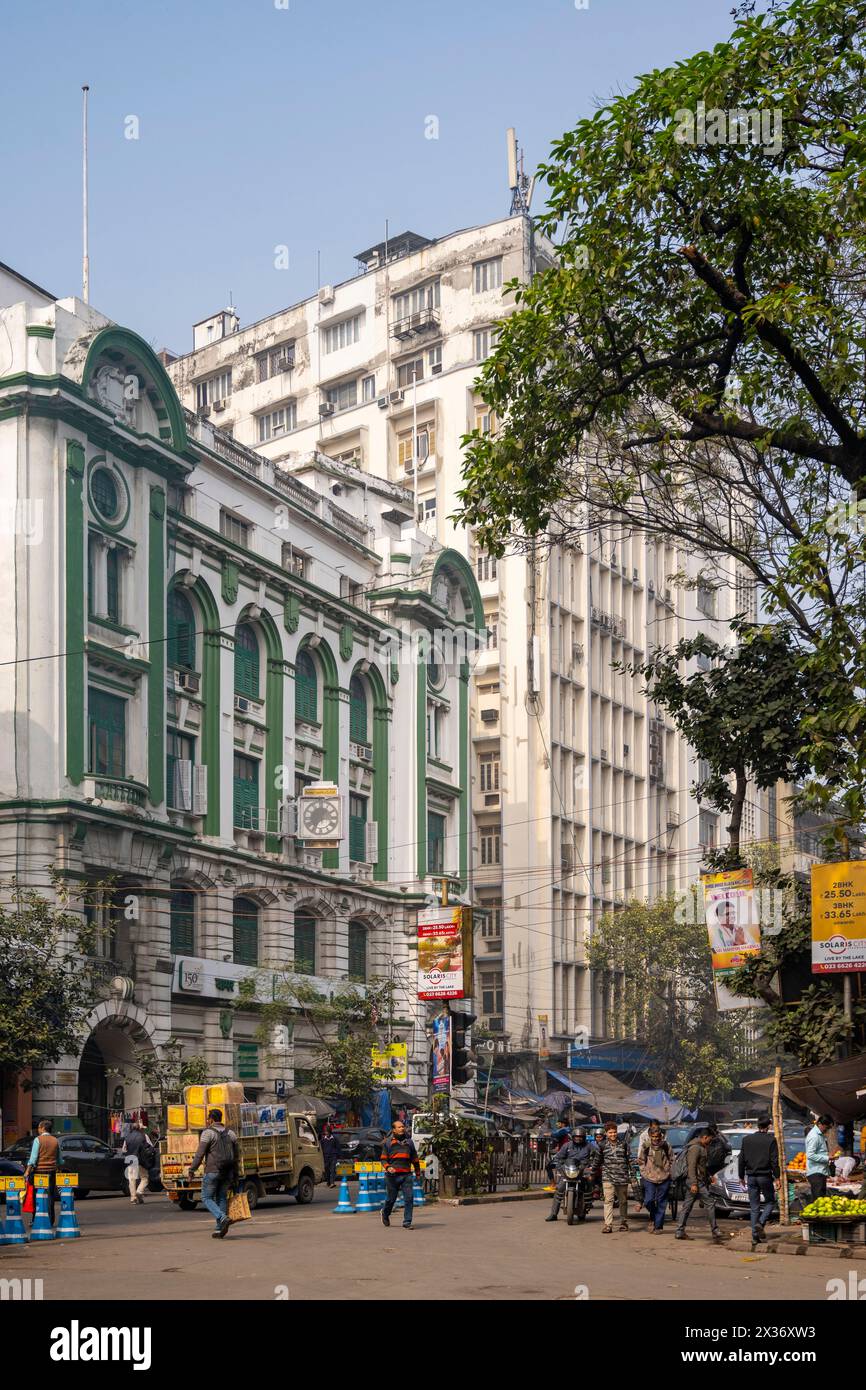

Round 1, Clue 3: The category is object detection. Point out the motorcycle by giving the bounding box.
[560,1159,595,1224]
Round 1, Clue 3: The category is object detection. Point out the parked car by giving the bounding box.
[1,1133,127,1197]
[710,1129,805,1219]
[333,1127,387,1164]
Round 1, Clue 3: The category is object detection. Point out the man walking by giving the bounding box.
[638,1122,673,1233]
[545,1127,596,1222]
[676,1130,725,1245]
[24,1119,59,1227]
[122,1121,155,1205]
[188,1107,239,1238]
[805,1114,833,1201]
[597,1119,631,1233]
[738,1112,780,1251]
[320,1123,338,1188]
[380,1119,421,1230]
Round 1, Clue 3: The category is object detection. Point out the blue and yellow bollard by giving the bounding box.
[332,1175,356,1214]
[412,1175,426,1207]
[3,1180,28,1244]
[355,1170,376,1213]
[372,1168,385,1209]
[56,1178,81,1239]
[30,1176,56,1241]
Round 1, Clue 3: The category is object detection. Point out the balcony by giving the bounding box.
[391,308,440,340]
[88,956,136,1002]
[83,777,148,809]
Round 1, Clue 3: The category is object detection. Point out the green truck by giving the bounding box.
[160,1114,324,1210]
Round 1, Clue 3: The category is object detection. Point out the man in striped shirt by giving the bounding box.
[380,1120,422,1230]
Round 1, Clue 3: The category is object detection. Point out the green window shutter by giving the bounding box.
[170,889,196,954]
[428,812,445,873]
[349,793,367,862]
[295,650,317,722]
[168,590,195,670]
[233,754,259,828]
[349,675,368,743]
[348,920,366,983]
[294,914,316,975]
[233,896,259,966]
[235,1042,260,1079]
[88,687,126,778]
[234,623,260,698]
[106,548,120,622]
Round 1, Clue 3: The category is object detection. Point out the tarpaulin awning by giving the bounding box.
[506,1086,551,1107]
[545,1069,687,1121]
[742,1076,802,1106]
[780,1055,866,1123]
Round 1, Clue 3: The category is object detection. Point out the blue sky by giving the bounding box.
[3,0,738,352]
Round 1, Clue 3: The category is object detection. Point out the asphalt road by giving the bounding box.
[1,1185,858,1302]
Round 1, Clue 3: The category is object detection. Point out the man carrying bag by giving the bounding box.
[189,1107,239,1238]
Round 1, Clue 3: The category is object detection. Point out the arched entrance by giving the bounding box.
[76,1003,157,1142]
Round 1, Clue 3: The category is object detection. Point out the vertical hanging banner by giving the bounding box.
[811,860,866,974]
[702,867,763,1011]
[417,905,472,999]
[537,1014,550,1059]
[431,1011,452,1090]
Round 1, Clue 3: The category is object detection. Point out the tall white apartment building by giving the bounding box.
[167,215,771,1067]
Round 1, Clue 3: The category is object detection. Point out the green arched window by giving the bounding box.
[294,913,316,975]
[348,919,367,983]
[295,649,318,723]
[233,896,259,966]
[349,675,368,744]
[234,623,260,698]
[168,589,196,670]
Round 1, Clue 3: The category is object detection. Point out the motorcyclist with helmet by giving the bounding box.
[545,1126,597,1222]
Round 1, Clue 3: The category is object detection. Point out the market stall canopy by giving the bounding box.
[545,1069,688,1121]
[388,1087,427,1109]
[742,1076,802,1106]
[284,1091,335,1119]
[780,1055,866,1123]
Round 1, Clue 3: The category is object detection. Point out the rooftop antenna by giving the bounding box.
[82,85,90,303]
[507,127,533,216]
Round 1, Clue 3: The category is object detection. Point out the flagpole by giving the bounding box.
[82,85,90,304]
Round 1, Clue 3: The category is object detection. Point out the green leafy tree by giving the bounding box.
[456,0,866,827]
[425,1101,492,1192]
[0,881,99,1077]
[628,620,813,860]
[133,1038,209,1109]
[238,973,397,1113]
[588,895,755,1106]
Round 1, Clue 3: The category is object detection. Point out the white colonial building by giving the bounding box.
[0,266,483,1136]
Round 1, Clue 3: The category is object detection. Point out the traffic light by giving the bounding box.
[451,1011,477,1086]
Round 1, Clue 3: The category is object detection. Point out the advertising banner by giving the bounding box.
[702,867,764,1012]
[431,1011,452,1091]
[811,860,866,974]
[371,1042,408,1084]
[538,1014,550,1059]
[417,905,471,999]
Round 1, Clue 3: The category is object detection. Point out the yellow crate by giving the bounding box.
[167,1104,188,1131]
[187,1104,208,1130]
[208,1082,245,1106]
[184,1084,208,1107]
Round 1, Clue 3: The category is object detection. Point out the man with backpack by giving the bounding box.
[122,1121,157,1205]
[674,1129,725,1244]
[189,1107,239,1238]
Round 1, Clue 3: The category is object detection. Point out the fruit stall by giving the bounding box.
[799,1195,866,1246]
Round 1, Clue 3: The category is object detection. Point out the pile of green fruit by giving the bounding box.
[802,1196,866,1219]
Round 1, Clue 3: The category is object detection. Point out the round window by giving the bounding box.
[91,467,120,521]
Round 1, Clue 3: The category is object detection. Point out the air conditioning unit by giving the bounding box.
[377,396,390,409]
[431,362,443,375]
[350,741,372,763]
[319,285,335,305]
[633,568,639,582]
[611,552,618,568]
[600,747,609,762]
[234,695,250,714]
[480,708,498,724]
[647,579,655,594]
[280,796,298,838]
[275,358,292,373]
[664,587,672,604]
[175,670,200,694]
[197,405,211,419]
[319,402,335,417]
[388,390,404,405]
[213,399,226,412]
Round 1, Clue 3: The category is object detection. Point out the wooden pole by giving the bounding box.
[772,1063,789,1225]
